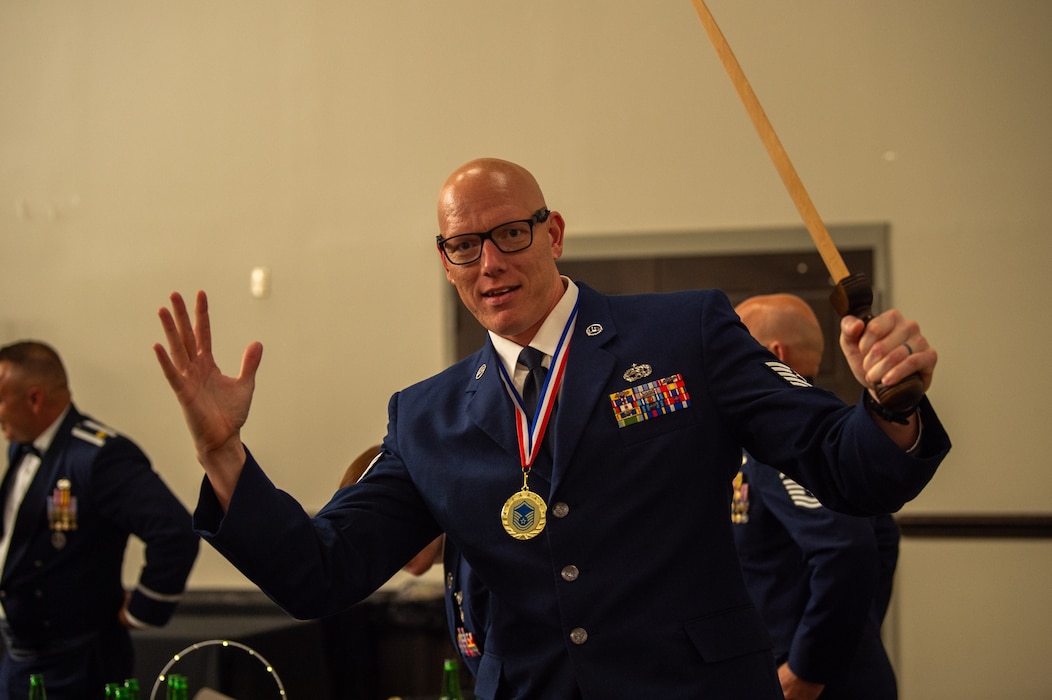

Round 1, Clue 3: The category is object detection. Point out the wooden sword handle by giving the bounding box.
[830,272,926,414]
[691,0,925,414]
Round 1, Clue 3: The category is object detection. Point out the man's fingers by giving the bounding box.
[193,289,213,356]
[875,344,936,391]
[239,341,264,383]
[154,298,192,392]
[840,310,933,391]
[157,301,190,367]
[850,310,933,390]
[152,342,183,392]
[167,291,198,364]
[161,289,216,370]
[839,314,866,342]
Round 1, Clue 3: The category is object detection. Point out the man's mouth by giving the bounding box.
[482,286,518,299]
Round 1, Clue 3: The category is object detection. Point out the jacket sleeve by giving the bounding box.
[699,291,951,515]
[195,443,441,620]
[749,464,882,684]
[93,437,200,627]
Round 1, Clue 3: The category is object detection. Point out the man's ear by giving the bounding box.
[547,211,566,260]
[27,386,45,412]
[768,341,790,364]
[438,247,455,282]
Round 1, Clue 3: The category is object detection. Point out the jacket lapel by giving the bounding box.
[461,286,621,494]
[550,285,618,492]
[465,341,519,461]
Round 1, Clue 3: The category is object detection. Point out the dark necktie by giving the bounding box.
[4,442,38,480]
[1,442,40,537]
[518,346,548,423]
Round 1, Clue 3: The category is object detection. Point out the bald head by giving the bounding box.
[735,294,824,378]
[437,158,547,234]
[434,158,566,346]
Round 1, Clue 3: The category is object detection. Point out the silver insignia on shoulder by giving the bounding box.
[622,363,653,382]
[779,473,823,509]
[71,426,107,447]
[764,361,812,388]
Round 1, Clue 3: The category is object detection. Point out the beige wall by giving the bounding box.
[2,1,1049,697]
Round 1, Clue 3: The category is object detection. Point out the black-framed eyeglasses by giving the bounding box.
[436,207,551,265]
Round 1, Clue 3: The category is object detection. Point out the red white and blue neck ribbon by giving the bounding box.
[498,300,578,469]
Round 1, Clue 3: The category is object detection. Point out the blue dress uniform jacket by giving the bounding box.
[195,284,950,700]
[734,453,900,699]
[0,406,199,694]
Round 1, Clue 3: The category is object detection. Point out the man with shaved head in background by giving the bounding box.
[734,293,901,700]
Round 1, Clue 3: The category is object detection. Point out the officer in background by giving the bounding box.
[733,294,901,700]
[0,341,199,699]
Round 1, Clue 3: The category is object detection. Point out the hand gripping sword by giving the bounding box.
[690,0,925,413]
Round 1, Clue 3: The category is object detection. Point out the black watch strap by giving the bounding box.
[863,390,916,425]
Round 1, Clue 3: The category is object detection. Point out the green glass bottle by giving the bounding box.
[28,673,47,700]
[165,673,188,700]
[123,678,141,700]
[439,658,465,700]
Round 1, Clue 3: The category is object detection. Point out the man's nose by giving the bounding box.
[478,237,507,270]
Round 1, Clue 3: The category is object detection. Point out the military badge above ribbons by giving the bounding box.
[610,374,691,428]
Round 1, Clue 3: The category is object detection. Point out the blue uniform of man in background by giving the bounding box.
[0,341,199,699]
[734,294,902,699]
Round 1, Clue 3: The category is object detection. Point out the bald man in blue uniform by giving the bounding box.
[154,158,950,700]
[734,293,902,699]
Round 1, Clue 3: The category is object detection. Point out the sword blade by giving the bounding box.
[691,0,850,283]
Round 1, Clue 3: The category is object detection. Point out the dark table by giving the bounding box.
[132,586,472,699]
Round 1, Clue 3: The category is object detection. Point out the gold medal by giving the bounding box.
[500,489,547,540]
[499,309,576,542]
